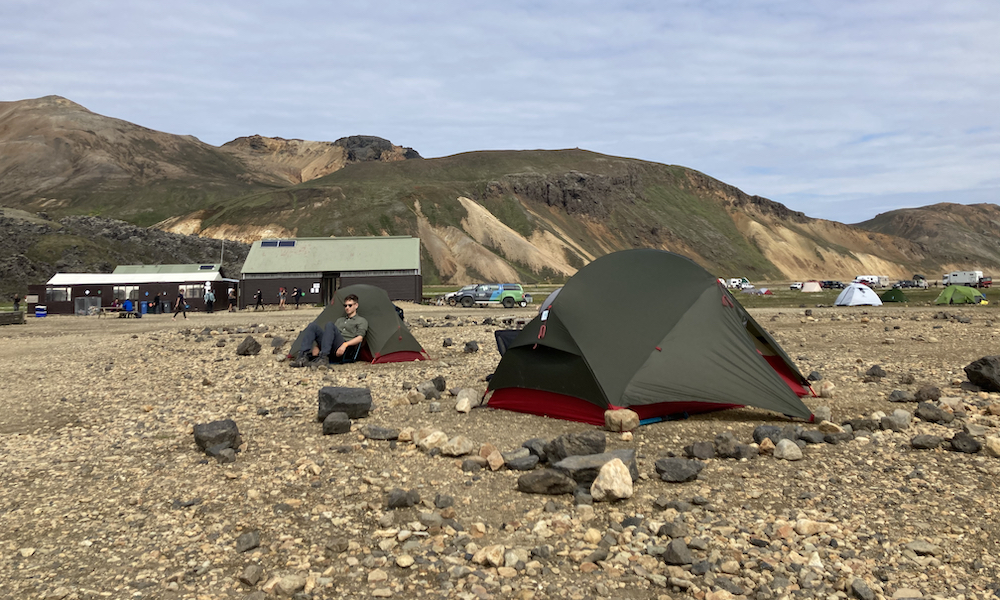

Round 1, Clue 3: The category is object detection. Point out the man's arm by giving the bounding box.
[335,317,368,356]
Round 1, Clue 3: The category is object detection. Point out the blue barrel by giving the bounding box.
[35,305,47,317]
[140,301,148,314]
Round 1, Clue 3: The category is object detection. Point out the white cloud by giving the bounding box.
[1,0,996,223]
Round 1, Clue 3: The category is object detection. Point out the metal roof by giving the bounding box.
[113,264,221,274]
[241,237,421,274]
[47,271,235,286]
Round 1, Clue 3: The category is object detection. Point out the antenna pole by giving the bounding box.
[220,239,225,265]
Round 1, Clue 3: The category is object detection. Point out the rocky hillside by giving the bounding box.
[0,97,420,227]
[1,96,998,287]
[853,203,1000,271]
[0,208,249,299]
[220,135,420,185]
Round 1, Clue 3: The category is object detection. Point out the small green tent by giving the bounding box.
[935,285,987,305]
[289,284,427,363]
[880,288,909,303]
[486,249,814,425]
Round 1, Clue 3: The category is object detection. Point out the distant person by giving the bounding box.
[291,294,368,367]
[253,289,264,311]
[292,287,301,309]
[152,293,160,314]
[172,288,187,320]
[13,293,21,312]
[204,289,216,314]
[228,289,237,312]
[111,298,121,309]
[278,287,287,310]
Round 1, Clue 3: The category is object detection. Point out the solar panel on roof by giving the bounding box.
[199,265,214,270]
[260,240,278,247]
[278,240,296,247]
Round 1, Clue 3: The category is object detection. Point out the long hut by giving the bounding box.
[28,264,237,315]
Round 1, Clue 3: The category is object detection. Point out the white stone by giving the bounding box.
[396,555,414,568]
[441,435,476,456]
[984,436,1000,458]
[416,430,448,451]
[472,544,505,567]
[817,420,844,433]
[774,439,803,461]
[276,574,306,595]
[455,388,480,413]
[794,519,837,535]
[604,409,640,432]
[590,458,633,502]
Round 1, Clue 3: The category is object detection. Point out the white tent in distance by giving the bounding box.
[835,283,883,306]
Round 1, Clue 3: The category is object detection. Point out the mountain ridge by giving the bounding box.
[1,95,997,293]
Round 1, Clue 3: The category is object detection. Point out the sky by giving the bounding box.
[1,0,997,223]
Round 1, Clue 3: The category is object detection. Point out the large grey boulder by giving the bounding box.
[654,457,705,483]
[964,356,1000,392]
[516,469,577,495]
[915,402,954,424]
[236,336,261,356]
[543,431,606,463]
[950,431,982,454]
[552,449,638,486]
[662,539,693,565]
[888,390,916,403]
[322,412,351,435]
[318,387,373,421]
[193,419,242,453]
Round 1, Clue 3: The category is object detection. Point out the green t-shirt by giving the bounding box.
[336,315,368,341]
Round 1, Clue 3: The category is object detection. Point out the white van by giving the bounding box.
[854,275,888,288]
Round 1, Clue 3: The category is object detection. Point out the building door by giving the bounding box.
[321,273,339,306]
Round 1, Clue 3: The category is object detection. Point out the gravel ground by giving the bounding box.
[1,303,999,600]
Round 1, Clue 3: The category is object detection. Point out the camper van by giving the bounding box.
[854,275,888,288]
[727,277,751,289]
[942,271,992,288]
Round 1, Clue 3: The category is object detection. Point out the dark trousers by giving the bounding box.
[173,303,187,318]
[299,322,360,363]
[206,300,213,313]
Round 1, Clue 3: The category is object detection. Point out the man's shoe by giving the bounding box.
[309,354,330,367]
[290,355,311,368]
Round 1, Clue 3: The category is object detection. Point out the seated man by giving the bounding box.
[292,294,368,366]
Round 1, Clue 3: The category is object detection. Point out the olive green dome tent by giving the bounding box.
[880,288,909,303]
[289,284,427,363]
[485,250,814,426]
[935,285,987,305]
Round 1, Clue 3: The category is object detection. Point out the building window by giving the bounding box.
[113,285,140,301]
[46,287,71,302]
[178,284,204,300]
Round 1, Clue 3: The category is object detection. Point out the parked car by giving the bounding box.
[821,280,845,289]
[789,282,803,290]
[445,284,480,306]
[454,283,529,308]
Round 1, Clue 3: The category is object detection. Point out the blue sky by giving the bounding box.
[2,0,997,223]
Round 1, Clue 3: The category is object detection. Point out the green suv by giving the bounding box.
[455,283,530,308]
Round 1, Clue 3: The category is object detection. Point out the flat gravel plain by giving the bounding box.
[1,303,998,600]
